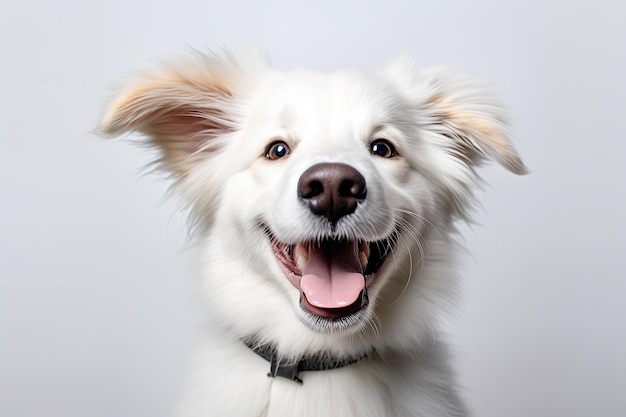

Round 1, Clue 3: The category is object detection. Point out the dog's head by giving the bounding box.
[100,51,525,357]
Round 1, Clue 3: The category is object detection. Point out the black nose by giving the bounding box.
[297,163,367,224]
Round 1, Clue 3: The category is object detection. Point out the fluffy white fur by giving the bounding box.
[100,50,525,417]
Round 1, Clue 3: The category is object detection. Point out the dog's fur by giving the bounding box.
[100,51,525,417]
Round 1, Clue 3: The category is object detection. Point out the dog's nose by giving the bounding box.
[297,163,367,224]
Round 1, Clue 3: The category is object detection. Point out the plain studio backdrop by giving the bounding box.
[1,1,624,416]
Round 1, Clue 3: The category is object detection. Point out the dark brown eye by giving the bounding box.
[370,139,397,158]
[265,141,291,160]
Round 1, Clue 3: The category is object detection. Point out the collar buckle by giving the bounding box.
[269,355,303,384]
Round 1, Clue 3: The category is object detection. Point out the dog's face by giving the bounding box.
[101,52,525,356]
[232,70,427,335]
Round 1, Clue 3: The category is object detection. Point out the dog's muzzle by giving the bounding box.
[266,161,395,329]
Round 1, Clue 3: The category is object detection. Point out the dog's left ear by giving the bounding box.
[384,56,527,175]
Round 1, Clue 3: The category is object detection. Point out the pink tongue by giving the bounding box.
[300,241,365,309]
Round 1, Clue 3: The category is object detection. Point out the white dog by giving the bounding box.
[100,51,525,417]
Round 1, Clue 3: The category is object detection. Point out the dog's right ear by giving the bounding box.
[99,53,259,176]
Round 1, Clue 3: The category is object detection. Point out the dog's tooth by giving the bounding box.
[361,242,371,258]
[295,243,308,259]
[295,243,308,271]
[359,251,368,269]
[297,254,307,271]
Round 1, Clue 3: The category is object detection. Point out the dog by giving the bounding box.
[100,50,525,417]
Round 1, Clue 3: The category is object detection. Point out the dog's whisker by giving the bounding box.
[389,220,426,306]
[393,207,439,236]
[367,311,383,345]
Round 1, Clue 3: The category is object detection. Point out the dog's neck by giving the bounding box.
[243,338,372,384]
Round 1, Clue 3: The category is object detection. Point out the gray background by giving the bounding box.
[1,1,624,416]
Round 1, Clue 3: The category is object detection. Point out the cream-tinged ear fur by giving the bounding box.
[384,55,527,175]
[99,53,263,176]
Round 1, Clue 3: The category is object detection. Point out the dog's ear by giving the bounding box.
[99,53,259,176]
[384,56,527,175]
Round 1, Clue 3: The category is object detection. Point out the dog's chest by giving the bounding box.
[176,339,466,417]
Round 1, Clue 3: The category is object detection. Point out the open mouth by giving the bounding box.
[268,231,395,323]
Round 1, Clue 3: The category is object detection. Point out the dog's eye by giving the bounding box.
[370,139,397,158]
[265,141,291,160]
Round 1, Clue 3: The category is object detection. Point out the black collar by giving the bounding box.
[243,339,372,384]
